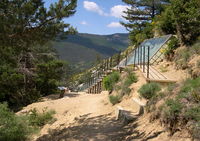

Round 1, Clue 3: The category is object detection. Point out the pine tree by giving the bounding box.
[122,0,169,44]
[169,0,200,45]
[0,0,77,108]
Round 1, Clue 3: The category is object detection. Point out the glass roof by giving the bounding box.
[118,35,172,67]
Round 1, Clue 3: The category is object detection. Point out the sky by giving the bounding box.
[44,0,130,35]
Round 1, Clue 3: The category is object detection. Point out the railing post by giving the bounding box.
[134,47,137,70]
[106,59,109,70]
[117,51,121,69]
[140,46,142,68]
[138,47,140,66]
[143,46,146,73]
[125,50,128,66]
[147,46,150,79]
[110,56,112,68]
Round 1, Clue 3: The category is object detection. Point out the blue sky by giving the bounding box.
[44,0,129,35]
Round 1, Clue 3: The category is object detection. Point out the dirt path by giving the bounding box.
[19,92,131,141]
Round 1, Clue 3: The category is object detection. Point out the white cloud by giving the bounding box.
[83,1,105,16]
[80,21,88,25]
[107,22,123,28]
[110,5,131,19]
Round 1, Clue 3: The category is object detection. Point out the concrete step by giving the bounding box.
[115,106,138,125]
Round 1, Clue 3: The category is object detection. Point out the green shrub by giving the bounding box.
[120,71,137,96]
[160,99,183,134]
[181,77,200,93]
[184,106,200,122]
[0,103,31,141]
[165,99,183,117]
[28,108,56,127]
[109,95,121,105]
[103,71,120,91]
[126,72,138,84]
[174,48,191,69]
[178,77,200,102]
[190,41,200,55]
[164,37,179,60]
[138,83,161,99]
[167,83,177,92]
[146,92,167,113]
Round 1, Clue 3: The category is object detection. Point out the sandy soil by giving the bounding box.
[153,61,190,82]
[18,91,133,141]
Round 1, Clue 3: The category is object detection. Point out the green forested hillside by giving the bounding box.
[52,33,129,70]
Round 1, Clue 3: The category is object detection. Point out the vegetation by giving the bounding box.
[138,83,161,99]
[122,0,168,45]
[0,103,56,141]
[107,68,138,105]
[155,0,200,45]
[123,0,200,46]
[28,108,56,127]
[109,95,121,105]
[163,37,179,60]
[174,48,190,69]
[146,77,200,139]
[0,103,30,141]
[120,68,138,96]
[103,72,120,92]
[0,0,77,109]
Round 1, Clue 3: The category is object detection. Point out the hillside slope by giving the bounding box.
[52,33,129,69]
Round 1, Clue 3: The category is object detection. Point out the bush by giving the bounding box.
[119,70,138,96]
[103,71,120,91]
[174,48,191,69]
[138,83,161,99]
[0,103,31,141]
[164,37,179,60]
[164,99,183,117]
[146,92,167,113]
[184,106,200,122]
[28,108,56,127]
[109,95,121,105]
[190,41,200,55]
[178,77,200,102]
[160,99,183,134]
[181,77,200,93]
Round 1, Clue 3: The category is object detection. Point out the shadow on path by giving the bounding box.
[36,113,136,141]
[44,93,80,100]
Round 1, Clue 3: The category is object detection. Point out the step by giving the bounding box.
[132,98,146,116]
[115,106,138,125]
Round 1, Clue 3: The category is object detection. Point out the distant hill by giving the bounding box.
[52,33,129,70]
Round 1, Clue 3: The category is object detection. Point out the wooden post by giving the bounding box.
[93,85,95,94]
[99,81,102,93]
[98,82,100,94]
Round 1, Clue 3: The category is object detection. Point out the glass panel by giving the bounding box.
[118,35,172,67]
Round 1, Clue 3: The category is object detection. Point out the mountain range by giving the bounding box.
[52,33,129,70]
